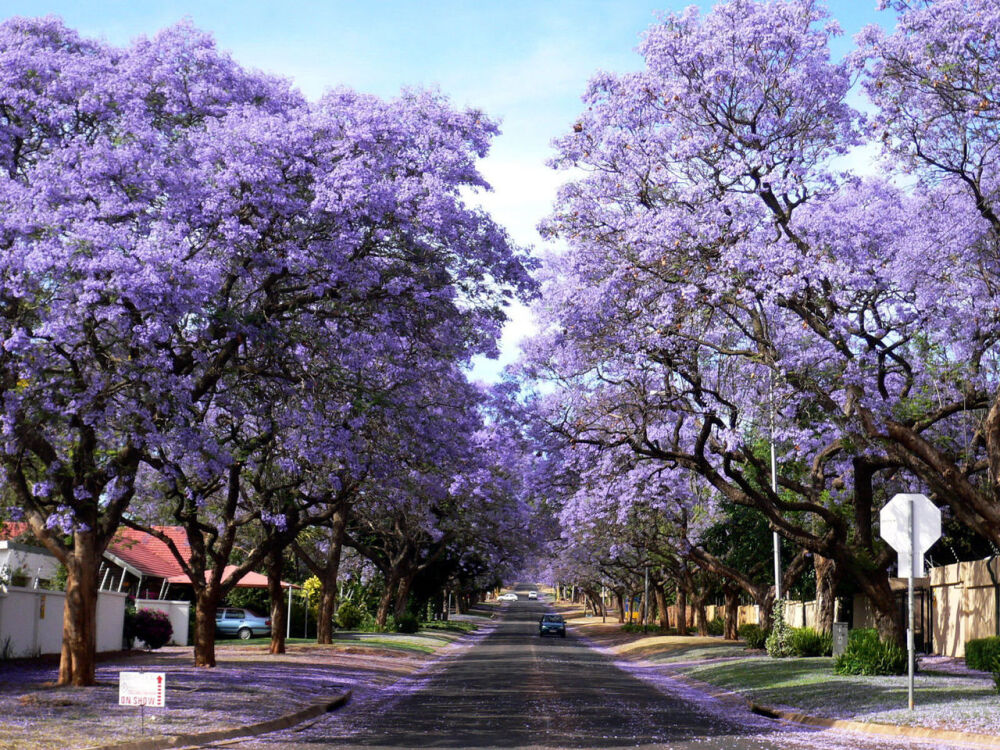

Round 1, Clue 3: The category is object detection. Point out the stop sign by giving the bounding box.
[879,493,941,577]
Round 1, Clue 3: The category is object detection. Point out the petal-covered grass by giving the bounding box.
[0,623,483,750]
[571,612,1000,738]
[676,656,1000,736]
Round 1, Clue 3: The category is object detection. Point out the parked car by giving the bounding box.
[216,607,271,640]
[498,592,518,601]
[539,613,566,637]
[527,590,539,600]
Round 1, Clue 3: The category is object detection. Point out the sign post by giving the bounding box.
[119,671,165,735]
[879,493,941,710]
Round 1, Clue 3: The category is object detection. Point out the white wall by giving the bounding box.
[135,598,189,647]
[0,586,127,657]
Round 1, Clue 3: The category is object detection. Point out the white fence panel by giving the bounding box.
[97,590,127,653]
[0,586,127,657]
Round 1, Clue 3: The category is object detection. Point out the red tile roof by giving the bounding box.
[110,527,288,588]
[0,522,30,540]
[2,523,287,588]
[108,526,190,579]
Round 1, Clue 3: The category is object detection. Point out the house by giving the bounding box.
[1,522,283,600]
[0,537,60,588]
[1,522,295,653]
[101,525,281,600]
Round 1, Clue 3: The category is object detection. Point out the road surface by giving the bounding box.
[229,594,947,750]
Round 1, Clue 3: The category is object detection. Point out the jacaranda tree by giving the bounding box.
[0,18,533,683]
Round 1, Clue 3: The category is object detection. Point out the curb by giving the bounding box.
[86,690,352,750]
[749,702,1000,749]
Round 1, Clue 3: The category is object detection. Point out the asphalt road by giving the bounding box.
[232,594,944,750]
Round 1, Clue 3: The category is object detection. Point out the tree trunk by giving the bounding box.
[192,588,221,667]
[693,590,708,636]
[677,582,689,636]
[615,590,625,623]
[858,573,903,644]
[375,569,399,630]
[723,587,739,640]
[654,582,669,629]
[757,588,776,630]
[316,510,347,644]
[267,548,286,655]
[813,554,838,634]
[394,570,416,619]
[58,531,100,686]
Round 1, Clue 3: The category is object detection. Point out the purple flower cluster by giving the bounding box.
[519,0,1000,639]
[0,16,536,681]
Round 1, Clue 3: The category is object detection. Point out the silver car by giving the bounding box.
[215,607,271,640]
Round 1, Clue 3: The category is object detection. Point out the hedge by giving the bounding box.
[965,636,1000,672]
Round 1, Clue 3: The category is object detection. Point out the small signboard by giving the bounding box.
[119,672,165,707]
[832,622,848,657]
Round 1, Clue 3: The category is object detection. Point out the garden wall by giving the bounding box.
[0,585,127,657]
[930,557,1000,658]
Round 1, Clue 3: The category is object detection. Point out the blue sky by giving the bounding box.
[0,1,893,380]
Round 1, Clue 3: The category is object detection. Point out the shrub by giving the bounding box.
[833,628,906,675]
[738,623,769,650]
[789,627,832,657]
[396,613,420,634]
[707,617,725,636]
[992,655,1000,695]
[122,597,137,650]
[335,601,364,630]
[765,600,795,658]
[965,636,1000,672]
[134,609,172,650]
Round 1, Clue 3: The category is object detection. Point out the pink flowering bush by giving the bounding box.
[134,609,172,650]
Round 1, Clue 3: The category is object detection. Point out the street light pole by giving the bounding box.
[770,371,782,601]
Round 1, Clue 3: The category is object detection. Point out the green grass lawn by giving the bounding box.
[218,624,475,655]
[640,642,749,663]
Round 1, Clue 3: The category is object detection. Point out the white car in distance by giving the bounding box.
[528,591,539,600]
[498,592,518,602]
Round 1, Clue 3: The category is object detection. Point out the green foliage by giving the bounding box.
[134,608,172,650]
[788,627,832,657]
[833,628,906,675]
[396,613,420,634]
[992,655,1000,695]
[302,575,322,619]
[225,587,269,613]
[51,564,68,591]
[707,617,725,636]
[123,596,137,649]
[738,623,769,650]
[335,601,364,630]
[965,636,1000,672]
[765,600,795,658]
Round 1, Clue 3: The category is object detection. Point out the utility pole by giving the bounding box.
[770,371,782,601]
[643,566,650,627]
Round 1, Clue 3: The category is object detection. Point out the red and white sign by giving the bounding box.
[118,672,165,707]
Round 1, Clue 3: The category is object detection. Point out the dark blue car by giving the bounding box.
[539,613,566,638]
